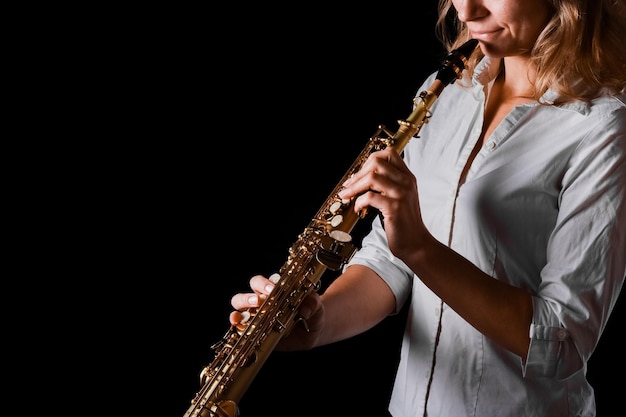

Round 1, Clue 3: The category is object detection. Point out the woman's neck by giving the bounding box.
[499,56,537,100]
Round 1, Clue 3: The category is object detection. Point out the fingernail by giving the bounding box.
[265,284,275,293]
[241,311,251,323]
[248,295,258,305]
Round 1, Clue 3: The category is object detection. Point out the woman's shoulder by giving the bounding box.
[587,91,626,129]
[551,90,626,123]
[592,90,625,109]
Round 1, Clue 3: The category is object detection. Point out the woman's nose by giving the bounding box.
[453,0,486,22]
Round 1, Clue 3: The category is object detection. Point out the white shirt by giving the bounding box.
[347,57,626,417]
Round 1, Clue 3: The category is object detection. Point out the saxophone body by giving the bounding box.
[183,39,479,417]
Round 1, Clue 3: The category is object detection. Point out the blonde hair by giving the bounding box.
[436,0,626,102]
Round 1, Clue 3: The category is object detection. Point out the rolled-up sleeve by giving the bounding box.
[346,217,414,314]
[523,106,626,378]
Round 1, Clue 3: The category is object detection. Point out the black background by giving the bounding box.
[108,3,623,416]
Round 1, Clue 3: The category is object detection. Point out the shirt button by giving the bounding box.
[557,330,567,340]
[486,140,496,150]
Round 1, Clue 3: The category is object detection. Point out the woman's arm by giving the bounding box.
[230,264,396,351]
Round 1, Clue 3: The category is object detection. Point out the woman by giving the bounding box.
[230,0,626,415]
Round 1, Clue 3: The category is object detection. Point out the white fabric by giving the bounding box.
[347,56,626,417]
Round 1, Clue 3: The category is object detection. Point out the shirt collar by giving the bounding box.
[471,56,591,115]
[472,56,501,87]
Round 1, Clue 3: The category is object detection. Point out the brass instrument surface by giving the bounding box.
[183,38,479,417]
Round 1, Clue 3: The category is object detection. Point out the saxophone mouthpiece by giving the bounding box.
[435,38,479,86]
[455,38,479,62]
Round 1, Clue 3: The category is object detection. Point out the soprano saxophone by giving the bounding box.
[183,38,479,417]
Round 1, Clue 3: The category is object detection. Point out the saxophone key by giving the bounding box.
[329,201,342,214]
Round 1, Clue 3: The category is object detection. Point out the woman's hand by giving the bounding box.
[229,274,325,351]
[338,148,430,261]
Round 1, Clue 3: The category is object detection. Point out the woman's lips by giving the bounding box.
[470,28,502,41]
